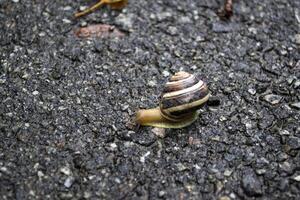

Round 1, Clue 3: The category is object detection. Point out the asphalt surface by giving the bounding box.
[1,0,300,199]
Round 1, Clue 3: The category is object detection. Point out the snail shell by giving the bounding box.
[135,71,210,128]
[160,71,210,121]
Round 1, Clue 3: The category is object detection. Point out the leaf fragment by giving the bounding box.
[75,24,125,38]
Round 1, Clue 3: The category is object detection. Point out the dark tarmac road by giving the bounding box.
[0,0,300,199]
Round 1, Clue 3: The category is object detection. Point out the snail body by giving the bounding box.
[135,71,210,129]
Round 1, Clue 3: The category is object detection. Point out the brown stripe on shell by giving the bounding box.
[160,92,210,121]
[163,80,204,99]
[160,83,209,109]
[159,71,210,121]
[169,103,205,116]
[163,74,198,93]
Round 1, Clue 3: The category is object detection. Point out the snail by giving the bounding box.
[135,71,210,129]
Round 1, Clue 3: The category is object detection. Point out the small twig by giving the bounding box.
[75,1,105,18]
[74,0,128,18]
[217,0,233,20]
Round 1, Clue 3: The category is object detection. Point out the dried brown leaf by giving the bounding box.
[75,24,125,38]
[109,0,128,9]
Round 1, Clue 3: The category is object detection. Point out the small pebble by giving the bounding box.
[224,169,233,177]
[279,130,290,136]
[292,175,300,182]
[294,34,300,45]
[79,6,88,11]
[195,36,205,42]
[156,12,172,22]
[220,116,227,121]
[158,191,166,197]
[249,27,257,34]
[115,13,134,30]
[287,76,295,85]
[263,94,282,105]
[140,151,150,163]
[279,161,293,174]
[83,191,92,199]
[188,137,201,145]
[294,80,300,88]
[296,9,300,23]
[242,169,263,196]
[0,167,8,173]
[37,171,44,178]
[287,136,300,150]
[32,91,39,95]
[277,152,288,162]
[229,193,236,199]
[58,106,67,111]
[211,136,220,142]
[64,177,75,188]
[291,102,300,109]
[280,49,288,56]
[162,70,170,77]
[176,163,187,171]
[248,88,256,95]
[152,127,166,138]
[21,73,30,79]
[149,13,156,20]
[109,143,118,150]
[63,6,72,11]
[29,190,35,196]
[62,18,71,24]
[147,80,156,87]
[256,169,266,175]
[190,65,197,70]
[179,16,191,24]
[167,26,178,36]
[60,166,72,176]
[0,78,6,84]
[121,104,129,111]
[80,21,88,27]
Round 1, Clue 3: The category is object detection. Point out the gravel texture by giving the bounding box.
[1,0,300,199]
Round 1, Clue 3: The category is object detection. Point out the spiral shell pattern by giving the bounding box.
[160,71,210,121]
